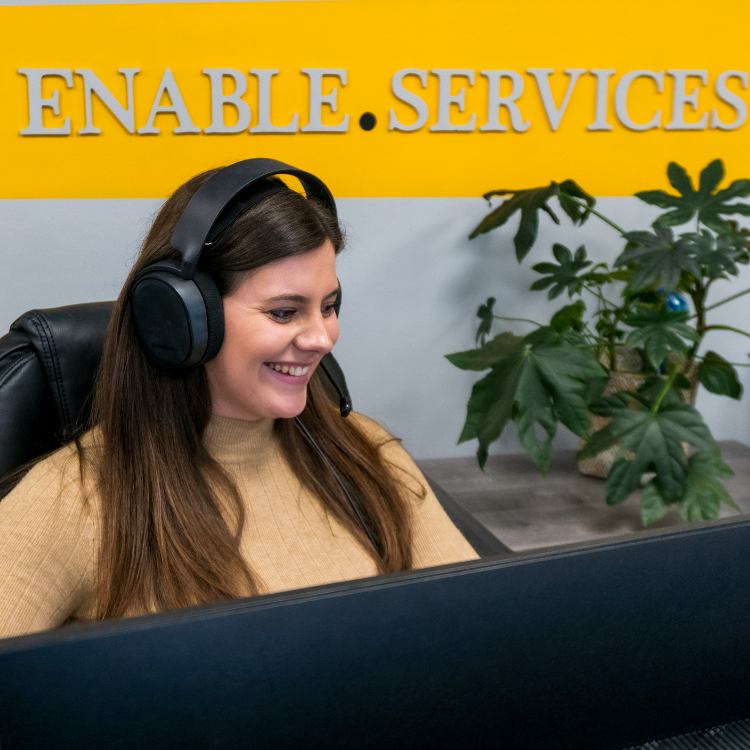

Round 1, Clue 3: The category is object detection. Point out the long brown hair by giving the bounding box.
[90,169,415,619]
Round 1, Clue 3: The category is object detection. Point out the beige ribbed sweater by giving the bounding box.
[0,413,477,639]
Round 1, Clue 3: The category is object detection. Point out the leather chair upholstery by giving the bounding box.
[0,302,112,495]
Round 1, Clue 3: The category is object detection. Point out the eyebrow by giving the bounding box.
[264,288,339,304]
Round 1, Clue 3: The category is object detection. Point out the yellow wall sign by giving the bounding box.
[1,0,749,198]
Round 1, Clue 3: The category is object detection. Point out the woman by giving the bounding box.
[0,159,478,639]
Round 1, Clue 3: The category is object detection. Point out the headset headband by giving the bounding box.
[170,157,338,279]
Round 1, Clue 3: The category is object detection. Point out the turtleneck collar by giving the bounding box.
[203,414,277,465]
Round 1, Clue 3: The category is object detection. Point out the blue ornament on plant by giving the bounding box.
[665,292,688,313]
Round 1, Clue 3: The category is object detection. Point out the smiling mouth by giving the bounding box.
[264,362,311,378]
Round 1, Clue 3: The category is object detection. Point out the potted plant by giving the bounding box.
[446,159,750,525]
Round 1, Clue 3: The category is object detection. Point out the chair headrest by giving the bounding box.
[0,302,113,482]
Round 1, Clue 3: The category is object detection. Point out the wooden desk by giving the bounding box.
[418,440,750,552]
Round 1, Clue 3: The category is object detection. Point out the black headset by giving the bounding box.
[129,157,352,417]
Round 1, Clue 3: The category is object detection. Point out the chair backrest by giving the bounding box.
[0,302,113,495]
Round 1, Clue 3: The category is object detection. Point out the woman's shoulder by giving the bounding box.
[3,428,101,511]
[0,430,100,639]
[346,411,400,447]
[345,412,427,492]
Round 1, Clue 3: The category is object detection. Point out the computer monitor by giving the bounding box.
[1,519,749,749]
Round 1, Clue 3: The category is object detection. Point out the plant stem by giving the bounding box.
[703,286,750,313]
[651,367,679,414]
[703,324,750,339]
[685,283,707,368]
[492,314,542,328]
[589,207,628,236]
[564,195,627,235]
[582,282,614,308]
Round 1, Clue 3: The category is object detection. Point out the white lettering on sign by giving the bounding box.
[138,69,200,135]
[250,69,300,133]
[202,68,251,134]
[711,70,747,130]
[430,69,477,132]
[665,70,708,131]
[76,68,138,135]
[19,68,74,135]
[16,67,750,136]
[587,69,616,132]
[614,70,664,131]
[527,68,586,132]
[300,68,349,133]
[479,70,529,132]
[389,69,429,132]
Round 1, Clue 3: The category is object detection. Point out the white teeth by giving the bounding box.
[268,363,309,377]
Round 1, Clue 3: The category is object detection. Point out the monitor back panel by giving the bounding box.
[1,520,749,749]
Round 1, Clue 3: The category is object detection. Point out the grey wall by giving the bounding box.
[2,195,750,459]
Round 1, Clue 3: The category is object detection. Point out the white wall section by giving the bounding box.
[3,196,749,458]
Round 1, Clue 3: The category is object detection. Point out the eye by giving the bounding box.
[322,302,338,317]
[267,308,297,322]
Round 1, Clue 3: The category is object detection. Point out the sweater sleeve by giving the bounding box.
[0,445,97,639]
[349,413,480,568]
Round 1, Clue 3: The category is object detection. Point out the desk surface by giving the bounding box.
[418,440,750,552]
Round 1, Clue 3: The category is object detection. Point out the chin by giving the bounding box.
[268,396,308,420]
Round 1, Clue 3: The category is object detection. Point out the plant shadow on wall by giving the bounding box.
[446,160,750,526]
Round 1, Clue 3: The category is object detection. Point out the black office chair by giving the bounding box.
[0,302,509,555]
[0,302,112,496]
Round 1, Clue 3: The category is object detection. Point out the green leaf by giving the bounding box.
[579,401,717,502]
[624,308,699,370]
[678,449,738,521]
[607,455,648,505]
[640,482,670,526]
[530,243,592,299]
[449,331,605,471]
[550,301,586,333]
[698,159,724,197]
[456,357,524,468]
[635,159,750,232]
[446,331,525,372]
[614,227,700,292]
[651,206,697,228]
[557,179,596,224]
[667,161,694,196]
[515,358,557,472]
[527,337,607,440]
[697,351,743,399]
[635,190,683,210]
[475,296,496,346]
[470,184,560,261]
[588,390,634,417]
[681,229,749,280]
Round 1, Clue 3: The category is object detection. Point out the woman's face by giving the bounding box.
[205,239,340,421]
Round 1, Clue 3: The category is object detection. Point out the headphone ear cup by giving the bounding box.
[130,261,224,368]
[191,269,224,363]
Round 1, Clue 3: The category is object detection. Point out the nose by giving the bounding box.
[294,311,338,354]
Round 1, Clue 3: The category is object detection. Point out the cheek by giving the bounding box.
[329,317,341,347]
[214,321,267,376]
